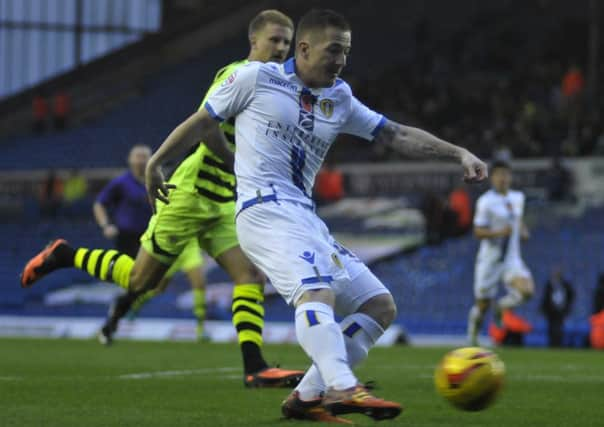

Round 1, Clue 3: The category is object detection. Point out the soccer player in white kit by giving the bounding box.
[145,9,488,422]
[467,161,535,346]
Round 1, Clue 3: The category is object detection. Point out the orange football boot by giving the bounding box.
[282,391,353,424]
[322,384,402,421]
[20,239,69,288]
[244,367,305,388]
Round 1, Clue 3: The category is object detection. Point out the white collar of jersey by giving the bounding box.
[491,189,510,198]
[283,57,296,75]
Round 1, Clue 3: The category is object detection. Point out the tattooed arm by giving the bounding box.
[374,119,488,182]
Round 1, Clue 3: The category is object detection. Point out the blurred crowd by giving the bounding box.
[32,91,71,133]
[39,169,89,218]
[345,9,604,161]
[354,62,602,159]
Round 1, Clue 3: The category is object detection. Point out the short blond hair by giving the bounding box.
[248,9,294,37]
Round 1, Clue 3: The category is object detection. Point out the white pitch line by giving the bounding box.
[118,367,240,380]
[223,374,244,380]
[0,376,22,381]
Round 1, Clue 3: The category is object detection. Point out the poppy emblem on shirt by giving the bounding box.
[300,93,315,112]
[221,71,237,87]
[319,99,334,118]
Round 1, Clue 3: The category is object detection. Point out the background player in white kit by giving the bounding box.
[145,9,488,422]
[467,160,535,346]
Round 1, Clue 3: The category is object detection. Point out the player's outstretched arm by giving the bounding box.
[374,119,488,183]
[146,109,233,210]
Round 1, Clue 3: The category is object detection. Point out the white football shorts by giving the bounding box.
[473,259,532,299]
[236,199,390,315]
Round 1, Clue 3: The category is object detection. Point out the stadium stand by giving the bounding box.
[372,206,604,346]
[1,0,603,348]
[0,39,243,170]
[2,204,602,347]
[1,0,602,167]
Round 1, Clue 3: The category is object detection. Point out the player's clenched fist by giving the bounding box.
[145,162,175,212]
[460,149,488,183]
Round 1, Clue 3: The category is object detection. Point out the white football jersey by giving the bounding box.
[473,189,526,266]
[204,58,385,211]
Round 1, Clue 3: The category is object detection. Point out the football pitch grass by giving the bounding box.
[1,338,602,426]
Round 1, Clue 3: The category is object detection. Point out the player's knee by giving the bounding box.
[514,279,534,300]
[380,299,398,329]
[521,287,534,300]
[358,294,397,330]
[128,267,144,291]
[234,264,265,285]
[129,266,157,293]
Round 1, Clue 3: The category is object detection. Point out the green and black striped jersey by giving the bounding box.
[168,60,247,208]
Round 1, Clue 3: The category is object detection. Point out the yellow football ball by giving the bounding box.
[434,347,505,411]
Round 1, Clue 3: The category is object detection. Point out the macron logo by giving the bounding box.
[299,251,315,264]
[269,78,298,92]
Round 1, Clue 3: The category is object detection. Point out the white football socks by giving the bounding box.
[295,311,384,401]
[467,305,484,344]
[341,313,384,365]
[295,302,358,394]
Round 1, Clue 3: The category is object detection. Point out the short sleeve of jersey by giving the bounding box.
[341,95,386,141]
[473,196,490,227]
[204,62,260,122]
[96,177,121,206]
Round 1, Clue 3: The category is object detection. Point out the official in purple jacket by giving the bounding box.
[92,145,207,343]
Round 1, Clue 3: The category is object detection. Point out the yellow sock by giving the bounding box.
[193,288,206,322]
[232,283,264,347]
[193,288,207,340]
[73,248,133,289]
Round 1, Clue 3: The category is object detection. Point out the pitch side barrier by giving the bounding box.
[337,157,604,202]
[1,157,604,201]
